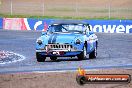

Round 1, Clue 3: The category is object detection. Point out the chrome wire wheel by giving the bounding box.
[83,46,87,58]
[94,46,97,57]
[77,45,87,60]
[89,45,97,59]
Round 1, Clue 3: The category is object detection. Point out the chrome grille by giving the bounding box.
[46,44,73,49]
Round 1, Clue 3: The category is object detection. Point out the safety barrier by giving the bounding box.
[85,20,132,33]
[1,18,132,33]
[0,18,3,29]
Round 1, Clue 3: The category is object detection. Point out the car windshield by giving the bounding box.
[47,24,86,33]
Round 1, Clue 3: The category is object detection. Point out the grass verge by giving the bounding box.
[0,14,131,20]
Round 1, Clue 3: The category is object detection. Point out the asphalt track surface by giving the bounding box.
[0,30,132,73]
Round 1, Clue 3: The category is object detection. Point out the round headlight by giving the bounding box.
[76,39,81,44]
[37,39,42,45]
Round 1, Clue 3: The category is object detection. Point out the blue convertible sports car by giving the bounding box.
[36,20,98,62]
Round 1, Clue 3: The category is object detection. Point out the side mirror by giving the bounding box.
[85,25,91,35]
[89,31,94,35]
[86,30,93,35]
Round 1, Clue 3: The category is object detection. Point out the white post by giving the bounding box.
[42,0,44,16]
[10,0,13,15]
[75,0,78,17]
[108,0,111,19]
[0,0,2,5]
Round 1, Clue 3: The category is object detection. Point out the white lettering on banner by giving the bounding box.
[34,21,42,30]
[91,25,132,33]
[116,25,125,33]
[24,18,31,30]
[93,25,102,32]
[103,25,116,33]
[126,25,132,33]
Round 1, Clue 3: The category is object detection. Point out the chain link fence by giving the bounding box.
[0,0,132,19]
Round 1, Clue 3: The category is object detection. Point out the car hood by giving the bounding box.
[46,33,83,44]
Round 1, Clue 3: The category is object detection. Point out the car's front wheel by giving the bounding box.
[77,46,87,60]
[36,52,46,62]
[89,46,97,59]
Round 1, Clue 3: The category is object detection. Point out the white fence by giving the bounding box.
[0,0,132,19]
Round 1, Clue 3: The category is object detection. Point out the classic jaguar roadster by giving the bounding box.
[36,20,98,62]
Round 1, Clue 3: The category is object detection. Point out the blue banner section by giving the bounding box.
[0,18,3,29]
[84,20,132,33]
[24,18,55,31]
[24,18,132,33]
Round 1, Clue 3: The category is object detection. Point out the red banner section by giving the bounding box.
[3,18,27,30]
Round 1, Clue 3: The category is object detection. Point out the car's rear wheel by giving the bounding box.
[36,52,46,62]
[89,46,97,59]
[50,57,57,61]
[77,46,87,60]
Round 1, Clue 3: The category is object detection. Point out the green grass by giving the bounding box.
[0,13,131,20]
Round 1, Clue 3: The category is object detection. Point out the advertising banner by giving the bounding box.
[2,18,132,33]
[0,18,3,29]
[84,20,132,33]
[23,18,132,33]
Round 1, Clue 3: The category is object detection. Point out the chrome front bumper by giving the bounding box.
[36,44,82,52]
[36,49,83,52]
